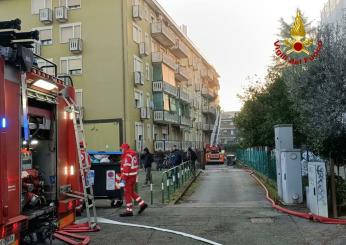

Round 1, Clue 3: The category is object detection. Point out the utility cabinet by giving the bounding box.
[308,162,328,217]
[280,150,303,204]
[274,125,293,198]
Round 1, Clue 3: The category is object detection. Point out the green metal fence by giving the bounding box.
[161,161,195,203]
[237,148,277,182]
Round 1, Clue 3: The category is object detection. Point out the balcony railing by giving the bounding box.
[39,8,53,24]
[175,65,189,82]
[154,111,179,124]
[171,40,189,58]
[152,81,178,97]
[179,89,189,103]
[151,21,175,47]
[69,38,83,54]
[180,116,192,127]
[152,52,176,70]
[55,6,68,22]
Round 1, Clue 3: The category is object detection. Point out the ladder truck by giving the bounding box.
[0,19,97,244]
[205,108,225,164]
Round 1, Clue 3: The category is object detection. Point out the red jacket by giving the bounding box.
[121,149,139,178]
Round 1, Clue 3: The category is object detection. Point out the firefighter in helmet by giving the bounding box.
[119,143,148,217]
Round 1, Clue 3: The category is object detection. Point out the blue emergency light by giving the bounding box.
[1,117,7,129]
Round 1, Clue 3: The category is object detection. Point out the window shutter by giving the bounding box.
[40,29,52,41]
[68,0,81,8]
[74,25,81,38]
[69,57,82,70]
[60,59,68,74]
[61,26,73,43]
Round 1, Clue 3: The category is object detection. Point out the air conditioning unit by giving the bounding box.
[132,5,143,21]
[139,42,150,57]
[55,6,68,22]
[134,71,144,85]
[69,38,83,53]
[39,8,53,24]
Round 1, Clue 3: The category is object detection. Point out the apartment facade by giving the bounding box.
[219,111,239,145]
[0,0,220,152]
[321,0,346,25]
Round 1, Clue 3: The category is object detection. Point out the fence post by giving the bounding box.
[150,183,153,205]
[161,176,164,204]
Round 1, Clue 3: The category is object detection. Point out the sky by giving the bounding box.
[157,0,327,111]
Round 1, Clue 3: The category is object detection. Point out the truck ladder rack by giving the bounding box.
[63,97,98,229]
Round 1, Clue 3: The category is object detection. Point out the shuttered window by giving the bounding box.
[33,27,53,45]
[60,56,82,75]
[60,23,81,43]
[59,0,81,9]
[32,0,52,14]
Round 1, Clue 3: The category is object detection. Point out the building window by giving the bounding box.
[60,23,81,43]
[59,0,81,9]
[60,56,82,75]
[33,26,53,45]
[132,23,142,44]
[134,56,143,72]
[75,89,83,107]
[163,94,170,111]
[132,0,140,5]
[144,4,149,22]
[145,63,150,81]
[147,124,151,141]
[32,0,52,14]
[134,90,144,108]
[36,58,54,75]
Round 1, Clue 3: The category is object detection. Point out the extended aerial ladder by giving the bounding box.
[210,108,222,146]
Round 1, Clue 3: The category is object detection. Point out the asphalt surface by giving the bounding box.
[51,165,346,245]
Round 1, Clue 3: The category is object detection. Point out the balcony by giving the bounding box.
[152,52,176,70]
[175,65,189,82]
[201,87,214,99]
[69,38,83,54]
[180,116,192,127]
[171,40,189,58]
[151,21,175,48]
[152,81,178,97]
[39,8,53,24]
[55,6,68,22]
[209,106,217,115]
[154,111,180,125]
[179,89,189,103]
[203,123,212,132]
[132,5,143,21]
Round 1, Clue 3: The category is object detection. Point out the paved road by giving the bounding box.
[83,165,346,245]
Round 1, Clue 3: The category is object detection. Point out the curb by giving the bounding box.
[171,170,202,205]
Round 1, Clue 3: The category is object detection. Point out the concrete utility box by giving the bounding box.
[280,150,303,204]
[308,162,328,217]
[274,124,294,199]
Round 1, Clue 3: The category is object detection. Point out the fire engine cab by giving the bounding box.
[205,144,225,164]
[0,19,97,244]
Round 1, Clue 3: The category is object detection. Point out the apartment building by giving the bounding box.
[321,0,346,26]
[0,0,220,152]
[219,111,239,145]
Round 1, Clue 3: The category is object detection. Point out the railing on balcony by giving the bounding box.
[171,40,189,58]
[152,81,178,97]
[179,89,189,103]
[175,65,189,82]
[151,21,175,47]
[152,52,177,70]
[154,111,179,124]
[180,116,192,127]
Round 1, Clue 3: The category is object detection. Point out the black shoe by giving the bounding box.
[138,203,148,215]
[119,212,133,217]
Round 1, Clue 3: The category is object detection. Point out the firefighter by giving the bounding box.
[119,143,148,217]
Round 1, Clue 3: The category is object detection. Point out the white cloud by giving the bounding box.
[157,0,326,111]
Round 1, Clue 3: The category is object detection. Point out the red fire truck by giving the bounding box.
[205,144,225,164]
[0,19,96,244]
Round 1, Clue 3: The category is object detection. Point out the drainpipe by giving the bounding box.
[121,0,129,143]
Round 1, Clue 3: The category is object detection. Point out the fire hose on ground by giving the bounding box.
[244,168,346,225]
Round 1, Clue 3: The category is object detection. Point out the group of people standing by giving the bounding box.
[118,143,200,217]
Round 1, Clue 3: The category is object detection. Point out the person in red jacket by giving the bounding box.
[119,143,148,217]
